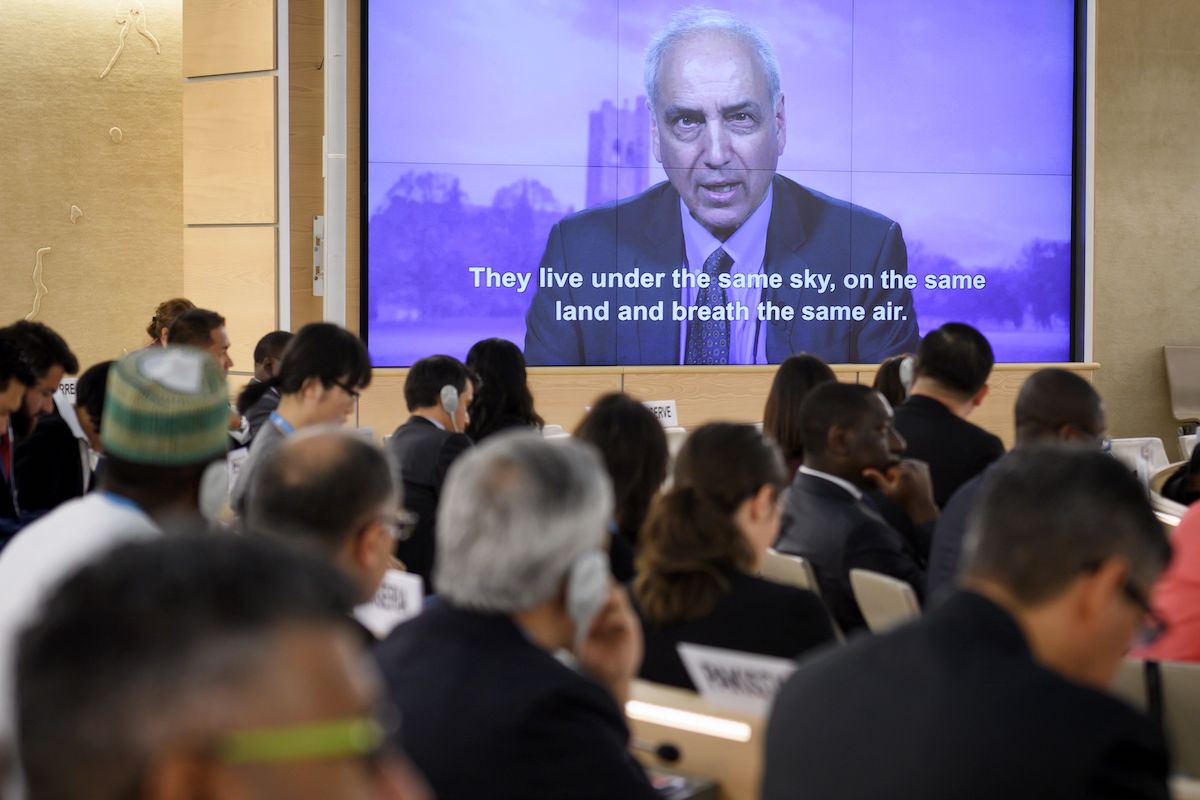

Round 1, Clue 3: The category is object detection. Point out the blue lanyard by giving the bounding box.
[269,412,296,436]
[102,492,142,514]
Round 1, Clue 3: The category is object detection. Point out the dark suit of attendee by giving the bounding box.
[14,406,87,514]
[926,470,987,599]
[763,591,1169,800]
[777,471,925,632]
[376,601,656,800]
[894,394,1004,507]
[242,382,280,440]
[387,416,471,588]
[635,570,835,690]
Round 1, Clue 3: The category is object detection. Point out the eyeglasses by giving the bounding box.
[1120,578,1169,647]
[382,510,418,542]
[1079,560,1168,646]
[332,380,361,400]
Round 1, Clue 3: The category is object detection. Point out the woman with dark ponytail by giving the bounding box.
[633,423,836,690]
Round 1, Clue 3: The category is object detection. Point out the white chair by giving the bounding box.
[541,424,564,437]
[1109,659,1200,779]
[1150,463,1188,529]
[1110,437,1172,488]
[1164,346,1200,426]
[1109,658,1148,712]
[849,569,920,633]
[760,549,821,596]
[1180,433,1199,462]
[665,426,689,458]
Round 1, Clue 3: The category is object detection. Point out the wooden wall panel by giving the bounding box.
[621,365,860,428]
[0,0,183,365]
[184,0,276,77]
[183,226,277,370]
[183,75,277,224]
[289,0,324,327]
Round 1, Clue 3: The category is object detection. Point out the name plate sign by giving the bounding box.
[678,643,797,717]
[643,400,679,429]
[354,569,425,638]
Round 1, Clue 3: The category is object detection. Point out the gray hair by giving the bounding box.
[644,7,782,113]
[434,432,613,613]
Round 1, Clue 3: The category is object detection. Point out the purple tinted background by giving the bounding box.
[366,0,1076,366]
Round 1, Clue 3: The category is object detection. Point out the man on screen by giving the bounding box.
[524,7,920,366]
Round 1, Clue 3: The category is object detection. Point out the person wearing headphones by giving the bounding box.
[375,433,657,800]
[387,355,477,591]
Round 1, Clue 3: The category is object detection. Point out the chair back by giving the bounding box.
[849,569,920,633]
[1114,659,1200,779]
[760,550,820,595]
[1110,438,1172,489]
[1164,346,1200,424]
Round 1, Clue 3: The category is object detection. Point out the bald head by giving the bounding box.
[246,429,398,553]
[1014,369,1106,448]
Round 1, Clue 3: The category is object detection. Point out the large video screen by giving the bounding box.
[365,0,1079,366]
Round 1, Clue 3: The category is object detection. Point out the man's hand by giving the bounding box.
[575,585,643,707]
[228,408,244,431]
[864,458,939,526]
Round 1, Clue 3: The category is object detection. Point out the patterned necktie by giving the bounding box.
[685,247,735,365]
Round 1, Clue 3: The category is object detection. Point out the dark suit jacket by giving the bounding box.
[762,591,1169,800]
[775,472,925,632]
[524,176,920,365]
[893,395,1005,507]
[243,385,280,441]
[14,407,85,513]
[387,416,472,590]
[634,570,836,690]
[926,470,987,601]
[374,601,658,800]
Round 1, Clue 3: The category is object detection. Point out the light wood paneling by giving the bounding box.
[183,0,276,77]
[184,226,277,370]
[0,0,183,365]
[289,0,324,326]
[621,365,860,428]
[184,75,277,224]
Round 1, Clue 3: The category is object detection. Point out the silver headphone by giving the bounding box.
[440,384,459,432]
[565,549,610,650]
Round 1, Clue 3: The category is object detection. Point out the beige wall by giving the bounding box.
[1094,0,1200,445]
[0,0,183,366]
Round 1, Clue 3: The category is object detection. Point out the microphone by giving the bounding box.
[632,739,682,764]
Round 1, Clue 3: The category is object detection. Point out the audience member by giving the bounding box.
[245,429,405,626]
[1161,442,1200,507]
[14,360,113,514]
[0,346,229,741]
[239,330,294,439]
[0,321,79,441]
[387,355,476,589]
[762,354,837,475]
[166,307,247,445]
[927,369,1107,598]
[143,296,194,348]
[775,382,936,632]
[231,323,371,514]
[464,337,543,442]
[0,322,78,539]
[575,393,670,582]
[0,342,34,542]
[763,447,1171,800]
[893,322,1004,507]
[375,433,657,800]
[1138,497,1200,663]
[166,308,234,372]
[634,424,836,689]
[872,352,913,409]
[17,534,429,800]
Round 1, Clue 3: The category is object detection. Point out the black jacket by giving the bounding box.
[375,601,658,800]
[14,407,86,514]
[387,416,472,589]
[893,395,1005,507]
[763,591,1169,800]
[776,471,925,633]
[635,570,836,690]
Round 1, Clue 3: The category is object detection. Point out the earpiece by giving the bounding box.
[898,355,915,395]
[440,384,459,432]
[566,549,610,650]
